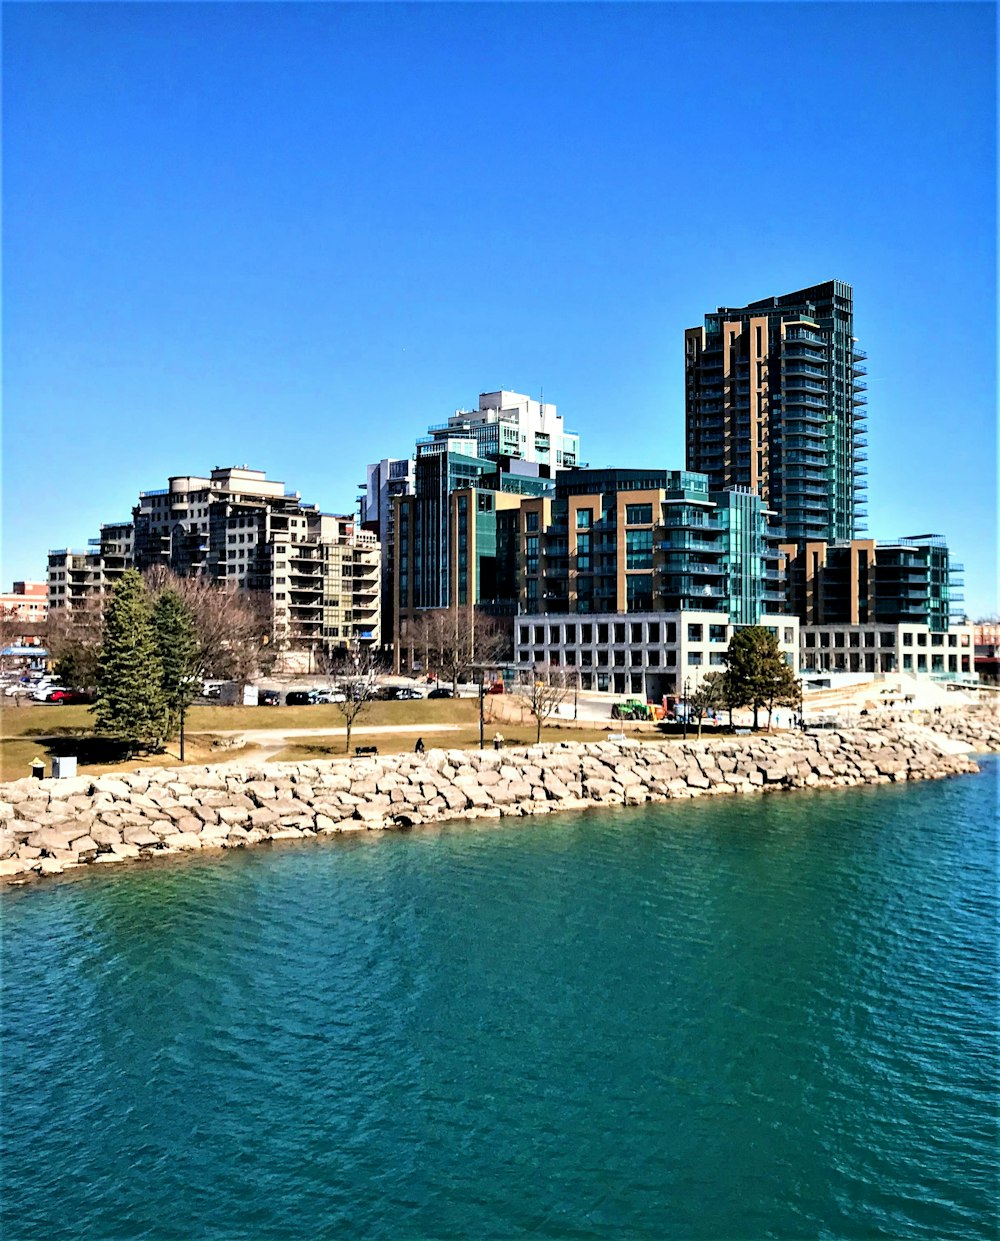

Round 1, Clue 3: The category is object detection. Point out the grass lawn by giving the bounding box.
[0,698,676,782]
[184,697,481,732]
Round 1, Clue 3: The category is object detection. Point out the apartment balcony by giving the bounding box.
[783,378,829,394]
[656,537,723,553]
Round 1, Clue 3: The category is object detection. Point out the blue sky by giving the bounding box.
[4,2,996,614]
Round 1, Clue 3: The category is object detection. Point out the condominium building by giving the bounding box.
[392,448,553,668]
[48,466,380,657]
[360,456,415,644]
[47,522,134,612]
[780,534,962,632]
[514,468,788,624]
[513,612,800,701]
[422,390,581,471]
[685,280,867,542]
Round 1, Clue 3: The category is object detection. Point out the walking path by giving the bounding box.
[197,722,464,768]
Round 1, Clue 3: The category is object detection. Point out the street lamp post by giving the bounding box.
[682,676,691,741]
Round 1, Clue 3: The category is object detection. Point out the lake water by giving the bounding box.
[2,761,997,1240]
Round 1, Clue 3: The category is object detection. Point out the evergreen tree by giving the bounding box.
[725,626,795,731]
[153,588,200,738]
[93,570,166,751]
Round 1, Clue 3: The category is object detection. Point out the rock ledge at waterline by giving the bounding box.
[1,716,994,884]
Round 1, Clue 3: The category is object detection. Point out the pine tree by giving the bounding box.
[153,588,199,739]
[725,626,794,732]
[93,570,166,750]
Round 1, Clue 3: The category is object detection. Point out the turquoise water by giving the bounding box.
[2,762,997,1240]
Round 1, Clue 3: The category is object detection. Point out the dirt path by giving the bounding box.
[193,721,465,768]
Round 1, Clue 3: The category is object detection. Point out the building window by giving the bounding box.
[647,622,660,643]
[688,624,703,642]
[709,624,727,643]
[625,528,653,569]
[525,511,539,533]
[688,651,703,665]
[783,628,794,645]
[627,575,653,611]
[625,504,653,525]
[903,632,913,646]
[804,632,816,647]
[710,653,727,666]
[576,509,592,530]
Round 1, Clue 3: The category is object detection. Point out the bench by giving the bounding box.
[355,746,379,757]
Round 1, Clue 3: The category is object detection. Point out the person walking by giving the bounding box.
[414,737,425,754]
[493,732,504,751]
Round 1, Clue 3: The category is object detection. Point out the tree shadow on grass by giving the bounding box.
[33,734,164,765]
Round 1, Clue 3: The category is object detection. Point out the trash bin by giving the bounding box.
[52,755,77,779]
[30,758,46,780]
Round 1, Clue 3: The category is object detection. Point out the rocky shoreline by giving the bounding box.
[1,711,995,885]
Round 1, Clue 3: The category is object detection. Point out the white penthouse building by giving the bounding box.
[423,390,581,472]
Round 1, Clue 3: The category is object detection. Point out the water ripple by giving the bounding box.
[2,762,997,1240]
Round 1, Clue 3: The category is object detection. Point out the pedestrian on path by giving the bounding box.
[414,737,425,754]
[493,732,504,751]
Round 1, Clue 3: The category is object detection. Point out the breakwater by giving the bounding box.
[0,715,989,884]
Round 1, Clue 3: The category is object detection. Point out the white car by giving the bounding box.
[311,689,346,704]
[32,685,67,702]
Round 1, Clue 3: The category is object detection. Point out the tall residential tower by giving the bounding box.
[684,280,867,543]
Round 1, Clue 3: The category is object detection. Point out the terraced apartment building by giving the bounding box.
[48,466,380,662]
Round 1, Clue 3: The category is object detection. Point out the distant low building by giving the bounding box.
[0,581,48,661]
[974,623,1000,682]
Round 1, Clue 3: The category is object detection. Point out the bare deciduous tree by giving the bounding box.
[0,606,19,678]
[144,568,274,689]
[411,605,511,692]
[44,598,105,690]
[513,665,569,744]
[326,644,384,754]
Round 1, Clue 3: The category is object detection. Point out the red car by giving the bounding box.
[45,689,91,704]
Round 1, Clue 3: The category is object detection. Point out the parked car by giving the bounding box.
[32,685,67,702]
[311,689,346,704]
[396,687,424,700]
[46,689,93,705]
[259,689,281,706]
[487,681,505,695]
[285,690,314,706]
[427,687,454,699]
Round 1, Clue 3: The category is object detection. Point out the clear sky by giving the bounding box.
[4,2,996,615]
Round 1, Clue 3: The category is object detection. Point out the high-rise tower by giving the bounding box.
[684,280,867,542]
